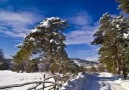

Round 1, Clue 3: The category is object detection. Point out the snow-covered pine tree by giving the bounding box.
[92,13,117,73]
[111,14,129,79]
[13,17,79,74]
[92,13,129,79]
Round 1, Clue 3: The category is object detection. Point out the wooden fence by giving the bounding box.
[0,74,75,90]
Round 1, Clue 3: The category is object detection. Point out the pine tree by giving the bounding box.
[92,13,116,73]
[117,0,129,13]
[92,13,129,79]
[13,17,79,74]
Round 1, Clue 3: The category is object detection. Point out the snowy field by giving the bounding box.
[0,70,54,90]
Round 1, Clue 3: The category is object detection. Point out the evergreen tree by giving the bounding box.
[92,13,129,79]
[13,17,79,74]
[117,0,129,13]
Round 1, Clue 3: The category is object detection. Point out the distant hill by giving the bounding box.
[70,58,99,67]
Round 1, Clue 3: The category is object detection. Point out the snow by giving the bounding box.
[98,72,113,77]
[52,32,58,35]
[30,28,39,33]
[83,72,129,90]
[28,17,65,34]
[29,37,35,41]
[1,70,129,90]
[60,72,86,90]
[57,46,61,50]
[0,70,52,90]
[116,24,120,28]
[50,39,54,43]
[40,20,50,28]
[0,70,86,90]
[114,78,129,90]
[47,17,60,21]
[16,43,22,48]
[124,33,129,38]
[39,17,62,28]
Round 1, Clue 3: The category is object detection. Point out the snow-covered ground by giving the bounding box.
[114,78,129,90]
[83,72,129,90]
[0,70,129,90]
[60,72,129,90]
[60,72,86,90]
[0,70,54,90]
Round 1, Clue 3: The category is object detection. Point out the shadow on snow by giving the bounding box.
[83,73,122,90]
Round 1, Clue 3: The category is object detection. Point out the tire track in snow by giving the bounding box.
[106,81,127,90]
[83,73,128,90]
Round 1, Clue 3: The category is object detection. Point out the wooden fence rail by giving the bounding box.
[0,74,75,90]
[0,81,54,89]
[0,74,57,90]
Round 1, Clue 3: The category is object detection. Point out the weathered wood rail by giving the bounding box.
[0,73,76,90]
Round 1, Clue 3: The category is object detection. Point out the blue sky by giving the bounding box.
[0,0,120,61]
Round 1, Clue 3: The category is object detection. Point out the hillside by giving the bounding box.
[71,58,99,67]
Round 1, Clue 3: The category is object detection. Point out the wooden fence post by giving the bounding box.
[43,74,45,90]
[54,77,57,90]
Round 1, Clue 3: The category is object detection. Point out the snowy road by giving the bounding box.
[83,73,127,90]
[108,81,127,90]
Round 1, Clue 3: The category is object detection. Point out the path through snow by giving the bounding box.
[83,73,127,90]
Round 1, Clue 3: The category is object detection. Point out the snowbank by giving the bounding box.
[114,78,129,90]
[99,72,129,89]
[98,72,113,77]
[59,72,86,90]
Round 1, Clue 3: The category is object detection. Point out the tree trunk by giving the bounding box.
[122,59,127,79]
[112,59,116,74]
[117,60,121,75]
[122,67,127,79]
[114,41,121,75]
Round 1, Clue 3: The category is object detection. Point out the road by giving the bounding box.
[83,73,127,90]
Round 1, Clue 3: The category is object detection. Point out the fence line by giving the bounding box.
[0,73,76,90]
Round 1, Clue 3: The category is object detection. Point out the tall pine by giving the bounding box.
[92,13,129,79]
[13,17,79,74]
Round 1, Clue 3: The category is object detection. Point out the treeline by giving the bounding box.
[0,49,10,70]
[0,49,49,72]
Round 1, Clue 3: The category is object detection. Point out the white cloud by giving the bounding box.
[65,12,99,45]
[66,12,99,61]
[0,10,44,38]
[77,47,99,61]
[65,24,98,45]
[69,12,92,26]
[66,30,93,45]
